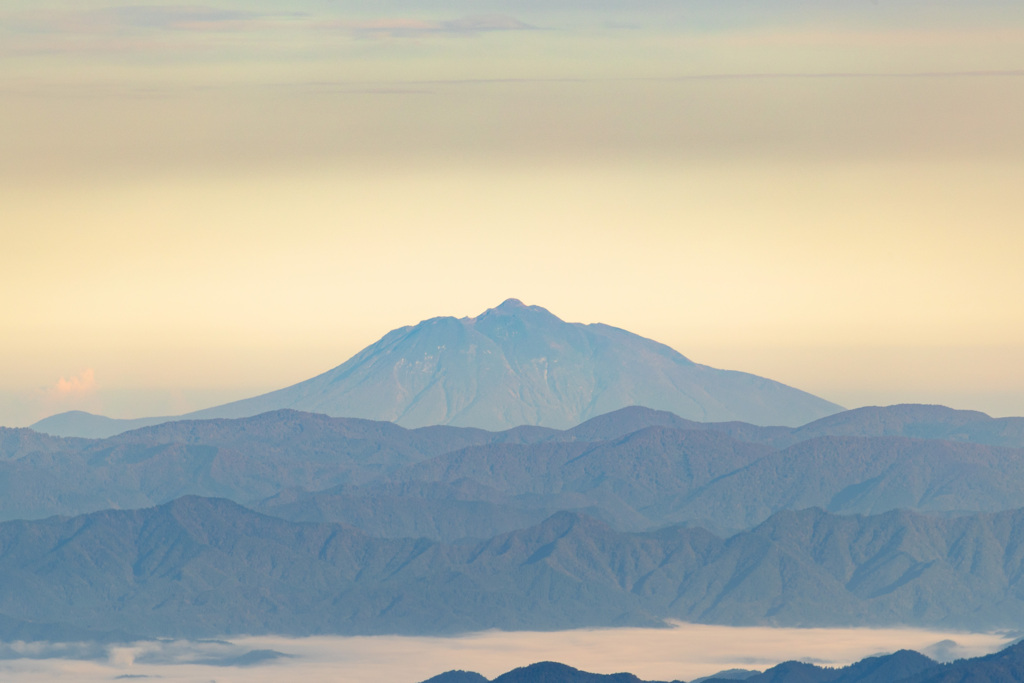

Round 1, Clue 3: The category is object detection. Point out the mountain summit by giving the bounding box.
[34,300,841,436]
[181,299,840,430]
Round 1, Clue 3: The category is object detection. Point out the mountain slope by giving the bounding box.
[189,299,841,430]
[672,435,1024,529]
[9,498,1024,638]
[780,404,1024,450]
[29,411,170,440]
[492,661,681,683]
[902,640,1024,683]
[11,406,1024,535]
[689,650,938,682]
[32,299,842,437]
[700,642,1024,683]
[0,410,512,521]
[5,408,778,525]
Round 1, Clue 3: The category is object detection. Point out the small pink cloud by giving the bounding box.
[50,369,97,398]
[22,369,103,424]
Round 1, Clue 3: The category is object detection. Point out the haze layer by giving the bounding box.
[2,0,1023,425]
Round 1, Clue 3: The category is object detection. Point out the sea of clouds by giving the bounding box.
[0,623,1016,683]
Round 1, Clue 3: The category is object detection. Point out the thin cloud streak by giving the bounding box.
[4,5,299,33]
[4,7,531,38]
[668,69,1024,80]
[314,14,535,39]
[279,69,1024,89]
[95,5,267,31]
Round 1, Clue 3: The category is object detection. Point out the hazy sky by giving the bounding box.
[2,0,1023,427]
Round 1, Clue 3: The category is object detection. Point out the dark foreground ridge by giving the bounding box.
[419,640,1024,683]
[423,661,684,683]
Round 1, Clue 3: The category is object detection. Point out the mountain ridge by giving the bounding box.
[8,405,1024,537]
[7,496,1024,638]
[419,640,1024,683]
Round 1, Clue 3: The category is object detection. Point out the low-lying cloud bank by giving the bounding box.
[0,623,1016,683]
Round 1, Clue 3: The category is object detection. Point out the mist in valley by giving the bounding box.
[0,624,1014,683]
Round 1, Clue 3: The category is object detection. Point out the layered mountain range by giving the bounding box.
[6,301,1024,671]
[4,404,1024,535]
[3,404,1024,639]
[31,299,842,438]
[8,496,1024,638]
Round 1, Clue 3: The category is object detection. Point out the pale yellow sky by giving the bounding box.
[2,1,1023,426]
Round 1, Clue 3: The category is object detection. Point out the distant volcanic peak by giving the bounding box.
[472,298,561,322]
[31,299,844,437]
[409,315,467,336]
[584,321,695,365]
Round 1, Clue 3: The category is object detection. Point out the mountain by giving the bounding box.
[421,642,1024,683]
[425,662,681,683]
[690,672,760,682]
[422,673,490,683]
[29,410,170,440]
[491,662,682,683]
[779,404,1024,450]
[10,497,1024,638]
[369,425,775,535]
[254,425,775,540]
[0,427,88,460]
[8,407,742,524]
[301,422,1024,538]
[700,642,1024,683]
[8,406,1024,537]
[0,409,522,521]
[901,639,1024,682]
[567,404,1024,451]
[31,299,842,438]
[703,649,938,683]
[667,434,1024,529]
